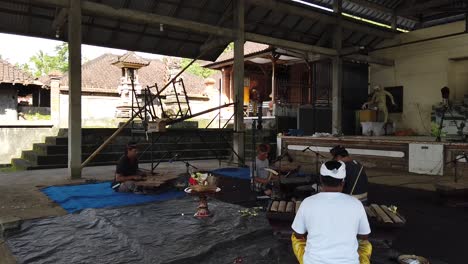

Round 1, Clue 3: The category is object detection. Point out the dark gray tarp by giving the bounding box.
[6,197,296,264]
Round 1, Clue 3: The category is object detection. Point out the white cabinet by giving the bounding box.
[409,143,444,175]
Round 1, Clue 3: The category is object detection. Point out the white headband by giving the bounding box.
[320,161,346,180]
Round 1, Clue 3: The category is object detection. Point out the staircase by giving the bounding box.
[11,127,234,170]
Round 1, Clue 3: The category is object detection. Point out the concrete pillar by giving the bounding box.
[332,57,343,135]
[229,69,234,102]
[68,0,82,179]
[233,0,245,165]
[271,56,276,115]
[332,0,343,135]
[50,74,61,127]
[307,61,312,105]
[223,68,231,101]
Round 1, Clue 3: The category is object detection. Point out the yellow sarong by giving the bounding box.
[358,239,372,264]
[291,234,372,264]
[291,233,306,264]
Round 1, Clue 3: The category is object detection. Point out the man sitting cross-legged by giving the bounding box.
[291,160,372,264]
[111,142,146,193]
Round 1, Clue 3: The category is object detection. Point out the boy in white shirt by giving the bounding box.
[291,160,372,264]
[252,144,274,196]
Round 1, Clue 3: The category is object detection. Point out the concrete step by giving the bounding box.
[43,135,233,147]
[14,128,236,170]
[22,156,228,170]
[21,150,38,164]
[19,155,230,170]
[25,149,231,167]
[45,136,68,145]
[11,158,33,170]
[58,128,118,137]
[32,142,232,156]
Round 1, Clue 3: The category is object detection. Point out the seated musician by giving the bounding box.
[111,142,146,193]
[291,160,372,264]
[252,144,276,196]
[330,145,369,204]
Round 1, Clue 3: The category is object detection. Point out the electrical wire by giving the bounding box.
[416,103,432,134]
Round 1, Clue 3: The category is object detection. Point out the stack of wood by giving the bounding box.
[365,204,406,227]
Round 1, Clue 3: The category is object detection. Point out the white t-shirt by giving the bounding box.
[291,192,371,264]
[252,157,269,179]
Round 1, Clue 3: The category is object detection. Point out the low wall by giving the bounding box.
[0,126,58,165]
[0,87,18,121]
[18,106,51,115]
[59,94,121,127]
[279,136,467,177]
[280,136,408,174]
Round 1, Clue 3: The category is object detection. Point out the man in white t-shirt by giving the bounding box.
[291,160,372,264]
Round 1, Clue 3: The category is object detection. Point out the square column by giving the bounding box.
[233,0,245,165]
[68,0,82,179]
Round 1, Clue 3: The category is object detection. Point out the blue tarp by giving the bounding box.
[210,167,250,180]
[210,167,311,180]
[42,182,184,213]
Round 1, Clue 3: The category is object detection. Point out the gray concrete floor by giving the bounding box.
[0,160,223,220]
[0,160,224,264]
[1,160,467,263]
[1,161,465,221]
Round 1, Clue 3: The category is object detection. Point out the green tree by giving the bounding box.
[53,43,69,72]
[179,42,234,79]
[15,63,33,75]
[29,43,68,77]
[181,58,217,79]
[223,42,234,53]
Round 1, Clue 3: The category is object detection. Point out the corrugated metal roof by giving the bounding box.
[0,0,233,61]
[302,0,465,31]
[0,0,464,62]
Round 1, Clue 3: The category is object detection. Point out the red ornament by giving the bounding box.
[189,177,198,185]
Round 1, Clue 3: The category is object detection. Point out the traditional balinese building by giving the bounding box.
[42,51,216,127]
[111,52,150,118]
[203,42,369,135]
[0,59,47,122]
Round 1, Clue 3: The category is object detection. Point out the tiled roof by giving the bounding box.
[55,53,206,95]
[113,51,150,66]
[203,42,271,68]
[0,59,40,86]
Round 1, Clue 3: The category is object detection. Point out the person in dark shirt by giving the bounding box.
[112,142,146,193]
[330,145,368,204]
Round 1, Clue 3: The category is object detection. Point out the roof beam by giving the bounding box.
[12,0,235,37]
[14,0,339,57]
[51,7,67,31]
[80,0,235,38]
[316,29,331,46]
[246,0,395,39]
[200,1,234,52]
[245,32,337,56]
[344,54,394,66]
